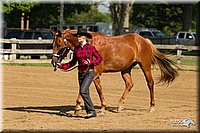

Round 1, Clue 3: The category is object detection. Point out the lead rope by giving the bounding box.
[53,46,70,71]
[59,60,90,73]
[58,52,90,73]
[60,64,79,72]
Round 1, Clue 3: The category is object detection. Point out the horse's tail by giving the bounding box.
[145,39,180,84]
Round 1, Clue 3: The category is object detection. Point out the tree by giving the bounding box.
[109,1,134,35]
[2,3,93,29]
[2,1,36,29]
[65,5,112,24]
[29,4,60,28]
[196,2,199,45]
[130,4,197,35]
[182,4,193,31]
[2,2,35,13]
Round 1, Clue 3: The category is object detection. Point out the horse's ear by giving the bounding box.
[57,30,62,37]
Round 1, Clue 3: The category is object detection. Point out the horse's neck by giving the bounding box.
[63,29,77,34]
[66,32,107,51]
[66,36,78,48]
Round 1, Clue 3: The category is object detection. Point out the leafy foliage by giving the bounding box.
[29,4,60,28]
[2,3,93,28]
[2,2,197,35]
[130,4,196,35]
[65,5,112,24]
[109,2,133,35]
[2,1,36,13]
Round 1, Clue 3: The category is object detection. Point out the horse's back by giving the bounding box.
[93,33,145,72]
[93,33,149,51]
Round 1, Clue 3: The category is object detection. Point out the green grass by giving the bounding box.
[2,59,198,67]
[179,59,199,66]
[165,50,199,56]
[182,51,199,56]
[2,63,52,67]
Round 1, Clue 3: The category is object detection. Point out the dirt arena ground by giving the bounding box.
[2,65,199,132]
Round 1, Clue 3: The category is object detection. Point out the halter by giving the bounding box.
[52,46,70,71]
[52,46,70,61]
[51,31,90,72]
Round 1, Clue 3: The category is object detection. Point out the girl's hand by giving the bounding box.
[83,59,90,65]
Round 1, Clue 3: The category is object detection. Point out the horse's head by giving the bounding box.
[51,29,78,71]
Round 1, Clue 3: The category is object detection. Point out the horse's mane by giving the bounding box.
[63,29,77,34]
[60,29,108,51]
[63,29,107,36]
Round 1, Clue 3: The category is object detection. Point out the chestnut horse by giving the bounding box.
[51,29,179,113]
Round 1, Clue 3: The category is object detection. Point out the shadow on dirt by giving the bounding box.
[106,106,147,113]
[3,105,147,117]
[3,105,81,117]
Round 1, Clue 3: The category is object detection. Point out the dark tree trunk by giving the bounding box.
[110,2,133,35]
[182,4,193,31]
[196,2,200,45]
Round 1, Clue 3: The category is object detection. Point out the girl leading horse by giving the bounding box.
[51,29,179,114]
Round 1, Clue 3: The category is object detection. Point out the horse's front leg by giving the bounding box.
[74,93,82,115]
[93,77,107,113]
[118,71,133,112]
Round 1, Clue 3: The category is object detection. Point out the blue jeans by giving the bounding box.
[78,70,96,115]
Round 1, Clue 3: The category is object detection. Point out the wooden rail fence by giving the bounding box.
[0,38,199,63]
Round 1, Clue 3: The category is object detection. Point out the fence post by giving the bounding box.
[11,43,17,62]
[176,49,182,64]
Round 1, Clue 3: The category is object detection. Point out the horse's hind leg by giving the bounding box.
[93,77,107,113]
[118,69,133,111]
[138,62,155,112]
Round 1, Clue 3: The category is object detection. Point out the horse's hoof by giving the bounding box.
[98,111,106,116]
[74,110,81,116]
[148,107,155,113]
[75,106,82,111]
[99,109,105,113]
[117,106,124,112]
[59,111,67,116]
[99,107,106,113]
[59,111,73,117]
